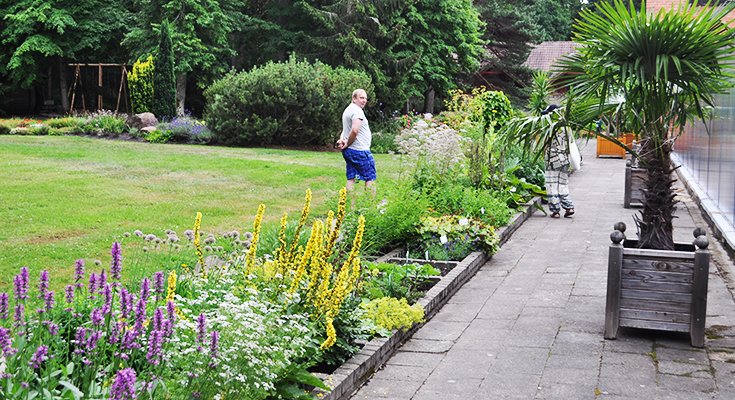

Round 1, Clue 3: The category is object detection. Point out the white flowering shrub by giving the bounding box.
[167,279,317,399]
[395,116,468,188]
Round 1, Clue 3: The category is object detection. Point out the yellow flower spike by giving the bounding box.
[286,189,312,265]
[193,212,206,278]
[276,213,289,275]
[289,222,319,294]
[319,317,337,350]
[165,270,177,303]
[244,204,265,277]
[325,188,347,256]
[341,215,365,276]
[305,220,325,299]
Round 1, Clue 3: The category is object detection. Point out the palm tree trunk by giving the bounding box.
[635,138,676,250]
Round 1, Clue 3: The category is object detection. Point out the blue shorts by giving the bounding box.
[342,148,377,181]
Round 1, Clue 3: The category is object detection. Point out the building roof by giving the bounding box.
[523,41,580,72]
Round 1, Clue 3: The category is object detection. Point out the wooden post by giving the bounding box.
[624,159,632,208]
[98,64,103,111]
[605,225,626,340]
[690,234,710,347]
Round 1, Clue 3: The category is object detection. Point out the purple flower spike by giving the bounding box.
[210,330,219,361]
[133,298,147,333]
[102,284,112,314]
[153,272,164,300]
[99,269,107,289]
[152,308,164,332]
[139,278,150,302]
[86,330,103,351]
[38,270,49,300]
[28,345,48,369]
[88,273,98,297]
[65,285,75,304]
[110,368,137,400]
[13,267,29,301]
[0,293,8,319]
[146,330,163,365]
[91,308,104,326]
[44,291,55,312]
[74,259,85,286]
[46,322,60,336]
[196,313,207,351]
[0,327,17,357]
[13,304,24,326]
[110,242,122,280]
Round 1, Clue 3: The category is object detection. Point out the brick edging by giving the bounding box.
[316,197,541,400]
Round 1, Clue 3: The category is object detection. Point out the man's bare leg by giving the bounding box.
[365,180,376,197]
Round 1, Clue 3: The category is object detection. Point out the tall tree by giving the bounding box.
[152,21,176,119]
[234,0,485,113]
[0,0,130,111]
[123,0,240,115]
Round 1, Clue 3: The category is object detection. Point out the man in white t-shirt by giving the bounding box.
[336,88,376,195]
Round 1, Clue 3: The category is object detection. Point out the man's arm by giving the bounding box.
[338,118,362,150]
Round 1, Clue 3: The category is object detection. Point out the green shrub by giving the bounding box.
[128,55,155,114]
[361,297,424,333]
[360,262,440,303]
[369,117,401,154]
[46,117,86,129]
[204,55,373,146]
[342,181,429,256]
[145,128,174,143]
[82,111,127,136]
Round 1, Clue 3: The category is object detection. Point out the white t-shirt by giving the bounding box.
[341,103,371,151]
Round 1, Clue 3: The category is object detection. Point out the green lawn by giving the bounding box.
[0,135,403,291]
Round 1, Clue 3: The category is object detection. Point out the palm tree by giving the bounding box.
[556,0,735,249]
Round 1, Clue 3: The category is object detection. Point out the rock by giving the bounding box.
[140,126,157,133]
[127,112,158,130]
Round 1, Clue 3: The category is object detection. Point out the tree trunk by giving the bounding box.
[634,138,676,250]
[59,57,69,113]
[423,86,435,114]
[176,72,187,117]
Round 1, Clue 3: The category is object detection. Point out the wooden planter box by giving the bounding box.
[604,223,710,347]
[597,133,635,158]
[624,155,646,208]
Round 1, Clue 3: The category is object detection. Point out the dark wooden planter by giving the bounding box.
[604,223,710,347]
[623,155,646,208]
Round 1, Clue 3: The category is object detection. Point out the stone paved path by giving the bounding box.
[350,139,735,400]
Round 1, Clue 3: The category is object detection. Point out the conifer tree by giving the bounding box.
[152,21,176,119]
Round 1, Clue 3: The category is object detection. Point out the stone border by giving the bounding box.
[315,197,542,399]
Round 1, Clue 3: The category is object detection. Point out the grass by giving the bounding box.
[0,135,404,292]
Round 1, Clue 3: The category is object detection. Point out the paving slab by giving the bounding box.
[349,139,735,399]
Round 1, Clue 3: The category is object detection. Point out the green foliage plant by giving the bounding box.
[152,21,176,120]
[361,297,425,334]
[127,56,155,114]
[360,261,440,303]
[81,111,127,136]
[204,55,373,146]
[418,214,500,255]
[342,181,429,256]
[556,0,735,249]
